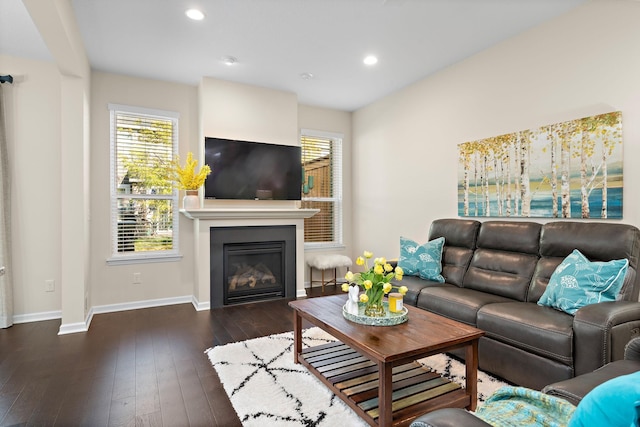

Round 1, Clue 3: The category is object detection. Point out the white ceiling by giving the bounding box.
[1,0,589,111]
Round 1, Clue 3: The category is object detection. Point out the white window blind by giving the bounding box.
[301,131,343,247]
[109,104,179,261]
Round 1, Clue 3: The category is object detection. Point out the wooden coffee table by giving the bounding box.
[289,294,484,427]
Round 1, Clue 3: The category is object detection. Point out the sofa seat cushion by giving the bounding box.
[396,275,450,306]
[477,302,574,365]
[417,287,513,326]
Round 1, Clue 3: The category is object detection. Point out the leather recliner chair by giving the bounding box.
[409,337,640,427]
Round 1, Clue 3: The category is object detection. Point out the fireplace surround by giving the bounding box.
[181,207,319,310]
[210,225,296,307]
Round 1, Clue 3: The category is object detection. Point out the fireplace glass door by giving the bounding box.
[223,242,285,305]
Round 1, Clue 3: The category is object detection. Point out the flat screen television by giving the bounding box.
[204,137,302,200]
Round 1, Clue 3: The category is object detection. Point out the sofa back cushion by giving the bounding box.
[529,221,640,302]
[463,221,541,301]
[428,219,480,287]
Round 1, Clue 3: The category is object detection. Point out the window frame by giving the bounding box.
[107,103,181,265]
[301,129,344,250]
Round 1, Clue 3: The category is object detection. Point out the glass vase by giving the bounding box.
[364,300,386,317]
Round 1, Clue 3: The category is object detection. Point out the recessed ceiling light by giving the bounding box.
[300,72,314,80]
[221,56,238,66]
[185,9,205,20]
[363,55,378,66]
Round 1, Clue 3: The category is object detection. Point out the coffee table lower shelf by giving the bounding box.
[299,341,471,427]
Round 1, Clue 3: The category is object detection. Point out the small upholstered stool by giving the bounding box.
[307,254,353,292]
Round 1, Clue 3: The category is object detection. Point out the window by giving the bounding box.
[108,104,179,264]
[301,130,343,248]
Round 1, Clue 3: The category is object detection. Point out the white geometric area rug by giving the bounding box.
[206,327,508,427]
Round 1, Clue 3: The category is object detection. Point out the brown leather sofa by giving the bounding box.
[397,219,640,390]
[409,337,640,427]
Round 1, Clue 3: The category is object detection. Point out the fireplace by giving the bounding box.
[210,225,296,307]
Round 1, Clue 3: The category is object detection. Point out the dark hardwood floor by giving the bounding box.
[0,285,340,427]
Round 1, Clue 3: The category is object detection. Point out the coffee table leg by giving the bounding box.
[378,361,393,426]
[465,339,479,411]
[293,310,302,364]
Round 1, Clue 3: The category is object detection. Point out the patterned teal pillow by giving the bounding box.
[569,371,640,427]
[398,236,445,283]
[537,249,628,315]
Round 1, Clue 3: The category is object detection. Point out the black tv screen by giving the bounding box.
[204,137,302,200]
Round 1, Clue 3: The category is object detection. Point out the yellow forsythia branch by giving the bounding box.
[171,152,211,190]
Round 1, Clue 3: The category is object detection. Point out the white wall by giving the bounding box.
[1,55,62,320]
[21,0,91,332]
[200,77,298,146]
[89,72,198,308]
[352,0,640,257]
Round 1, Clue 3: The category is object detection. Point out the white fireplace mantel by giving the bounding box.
[180,207,319,220]
[181,207,319,310]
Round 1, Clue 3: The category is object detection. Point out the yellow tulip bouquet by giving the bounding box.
[342,250,408,317]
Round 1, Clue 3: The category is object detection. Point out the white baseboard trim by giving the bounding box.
[91,295,194,316]
[56,295,194,335]
[192,295,210,311]
[17,291,308,334]
[13,310,62,324]
[58,320,89,335]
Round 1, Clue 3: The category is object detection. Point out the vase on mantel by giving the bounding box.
[183,190,200,209]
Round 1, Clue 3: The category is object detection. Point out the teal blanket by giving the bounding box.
[476,386,576,427]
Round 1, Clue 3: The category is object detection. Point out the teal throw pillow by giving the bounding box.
[537,249,628,315]
[398,236,445,283]
[569,371,640,427]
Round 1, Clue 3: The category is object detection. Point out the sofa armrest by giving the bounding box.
[625,336,640,361]
[573,301,640,375]
[542,359,640,406]
[410,408,491,427]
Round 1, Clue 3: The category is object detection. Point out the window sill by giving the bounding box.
[304,243,346,251]
[106,253,183,266]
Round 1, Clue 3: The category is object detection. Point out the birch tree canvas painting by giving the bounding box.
[458,111,622,219]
